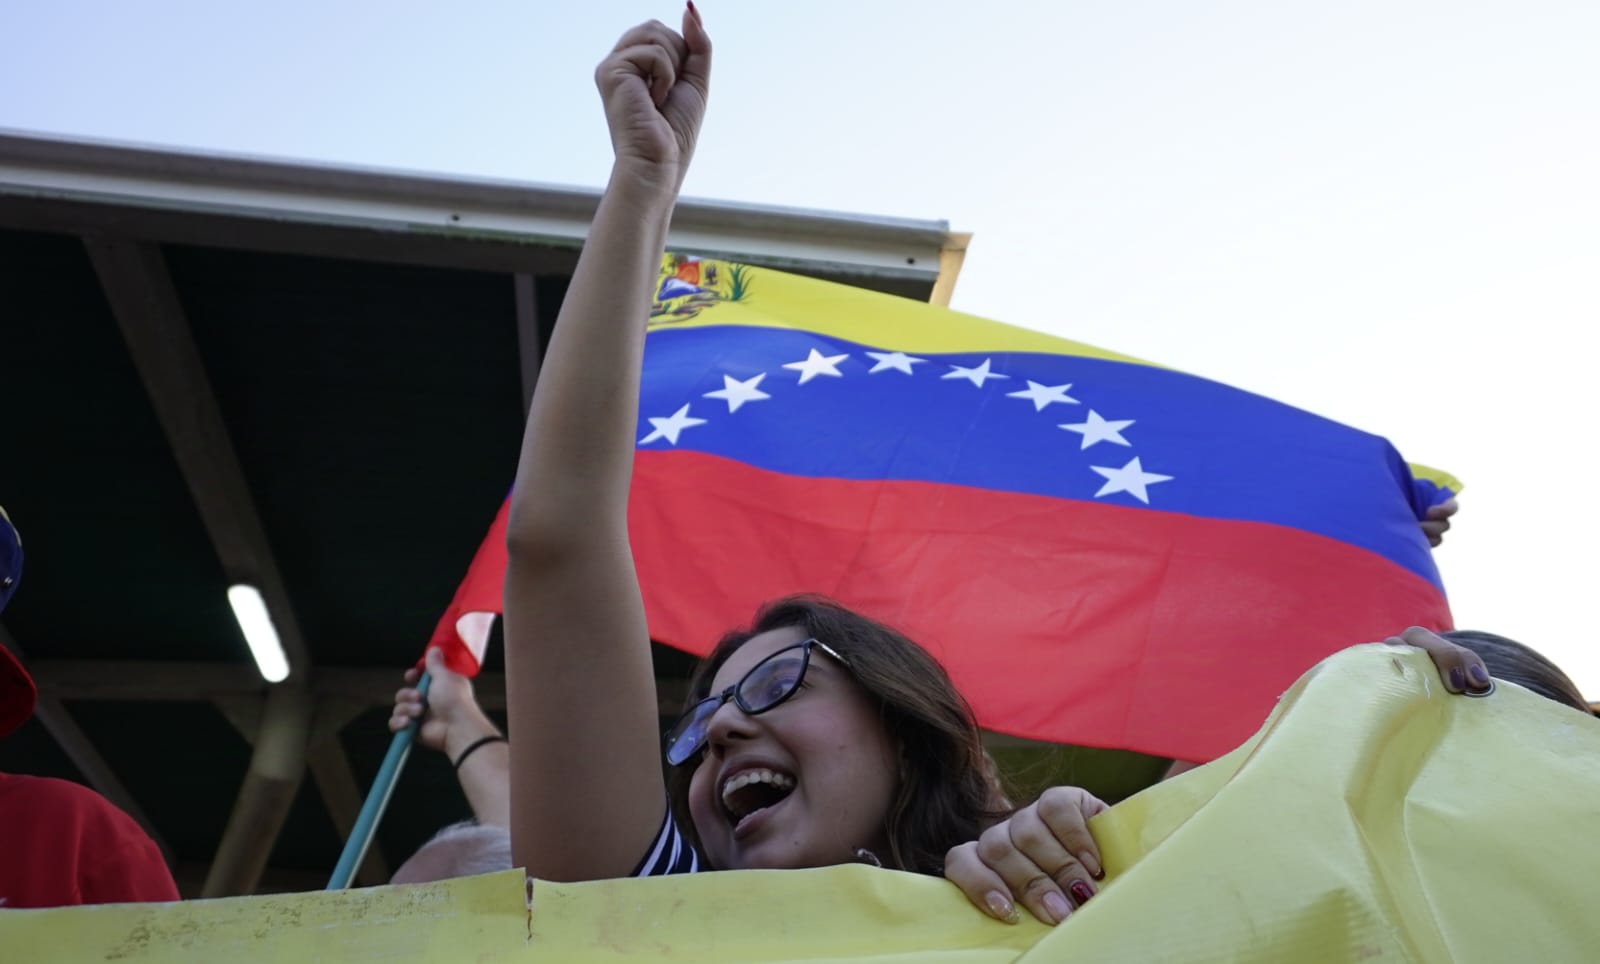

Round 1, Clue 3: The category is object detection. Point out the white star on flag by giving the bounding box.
[1059,410,1134,449]
[864,350,926,375]
[639,404,707,445]
[703,373,771,413]
[1006,381,1079,411]
[783,348,849,384]
[942,358,1009,388]
[1089,457,1174,504]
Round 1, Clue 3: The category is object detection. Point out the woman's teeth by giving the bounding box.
[720,768,796,820]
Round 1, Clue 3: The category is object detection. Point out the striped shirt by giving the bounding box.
[630,806,704,876]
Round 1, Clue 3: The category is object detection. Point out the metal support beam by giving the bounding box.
[929,232,972,307]
[212,696,388,887]
[202,683,312,897]
[29,659,264,700]
[309,698,370,746]
[28,660,498,705]
[29,659,687,714]
[214,696,264,744]
[308,699,393,885]
[34,695,174,862]
[83,236,321,895]
[81,237,311,677]
[306,737,391,886]
[513,273,543,416]
[0,624,172,865]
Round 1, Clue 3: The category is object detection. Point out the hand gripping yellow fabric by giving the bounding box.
[4,644,1596,962]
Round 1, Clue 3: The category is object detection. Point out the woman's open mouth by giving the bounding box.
[720,767,797,835]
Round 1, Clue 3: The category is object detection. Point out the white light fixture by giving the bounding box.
[227,584,290,683]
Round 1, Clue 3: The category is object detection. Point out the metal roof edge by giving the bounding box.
[0,129,952,273]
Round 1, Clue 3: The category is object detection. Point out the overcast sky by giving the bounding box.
[4,1,1596,694]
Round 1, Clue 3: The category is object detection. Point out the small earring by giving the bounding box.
[852,847,882,868]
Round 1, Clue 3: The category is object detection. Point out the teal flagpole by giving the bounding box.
[327,671,431,889]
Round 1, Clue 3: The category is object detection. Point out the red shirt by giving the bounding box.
[0,772,179,908]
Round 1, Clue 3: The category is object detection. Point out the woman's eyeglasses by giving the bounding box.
[664,638,847,766]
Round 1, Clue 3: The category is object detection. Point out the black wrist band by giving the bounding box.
[453,734,507,769]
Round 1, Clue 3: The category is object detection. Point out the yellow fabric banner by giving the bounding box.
[5,645,1594,962]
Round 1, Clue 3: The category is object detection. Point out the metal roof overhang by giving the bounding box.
[0,128,952,293]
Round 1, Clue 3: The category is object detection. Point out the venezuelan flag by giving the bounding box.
[625,257,1455,762]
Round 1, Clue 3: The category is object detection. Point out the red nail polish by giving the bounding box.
[687,0,701,21]
[1069,880,1095,905]
[1090,865,1106,881]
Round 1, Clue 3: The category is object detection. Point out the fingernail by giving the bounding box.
[1042,891,1072,924]
[687,0,701,21]
[1448,667,1465,690]
[1079,852,1103,879]
[1469,664,1490,686]
[985,890,1019,924]
[1069,880,1096,906]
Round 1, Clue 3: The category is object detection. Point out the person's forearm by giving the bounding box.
[503,11,710,881]
[459,747,511,828]
[507,166,675,557]
[442,713,512,828]
[502,165,682,879]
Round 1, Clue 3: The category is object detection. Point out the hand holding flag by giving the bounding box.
[1421,497,1459,547]
[390,648,499,760]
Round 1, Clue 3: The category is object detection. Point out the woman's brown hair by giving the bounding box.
[666,594,1008,874]
[1443,630,1591,714]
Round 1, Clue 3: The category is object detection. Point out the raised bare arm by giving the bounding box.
[503,7,711,881]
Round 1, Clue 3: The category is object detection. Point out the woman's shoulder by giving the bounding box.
[631,805,703,877]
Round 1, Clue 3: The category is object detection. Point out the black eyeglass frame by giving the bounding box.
[663,637,848,766]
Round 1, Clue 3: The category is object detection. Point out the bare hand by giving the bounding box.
[945,786,1109,926]
[1420,497,1458,548]
[595,5,712,189]
[1392,625,1493,695]
[389,647,498,755]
